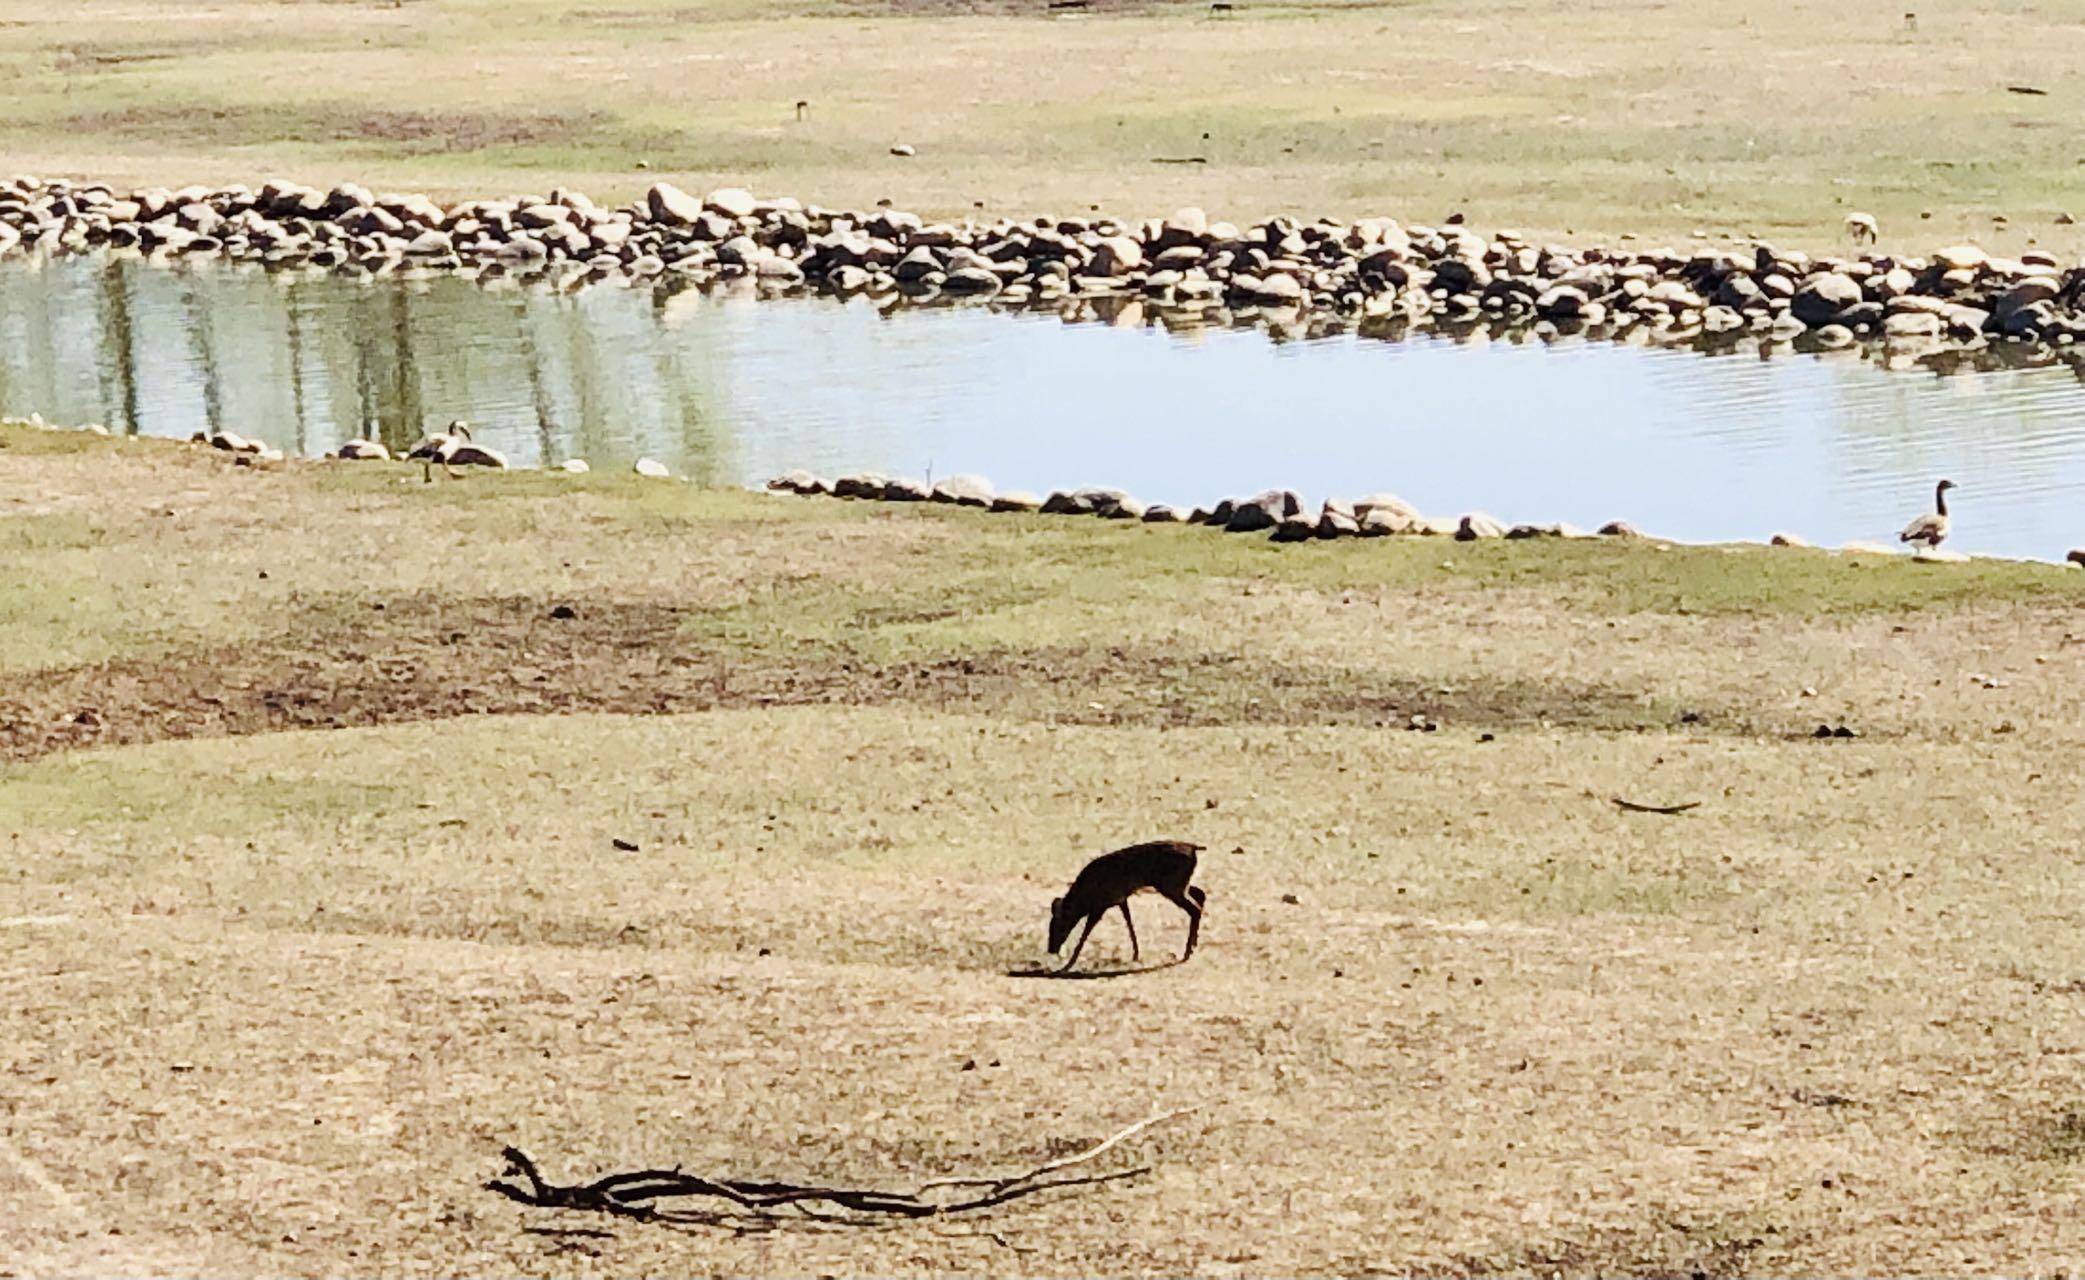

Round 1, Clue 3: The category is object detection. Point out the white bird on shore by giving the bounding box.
[408,420,507,479]
[1899,478,1955,551]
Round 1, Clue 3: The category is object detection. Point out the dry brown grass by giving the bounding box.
[2,0,2085,248]
[8,431,2085,1274]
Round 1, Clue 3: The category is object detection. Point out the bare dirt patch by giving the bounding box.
[0,592,1683,760]
[53,105,612,154]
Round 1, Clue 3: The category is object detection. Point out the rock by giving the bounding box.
[882,477,932,501]
[633,457,671,478]
[1535,285,1590,319]
[1883,310,1942,337]
[1934,244,1988,272]
[560,459,591,474]
[1270,516,1318,542]
[943,266,1002,294]
[2068,548,2085,568]
[647,182,702,225]
[1597,520,1641,538]
[1410,516,1460,537]
[706,187,758,219]
[768,468,827,494]
[991,491,1043,513]
[1838,540,1897,556]
[1456,512,1507,540]
[893,246,943,282]
[335,439,389,461]
[1359,508,1411,536]
[1353,493,1421,522]
[930,474,995,507]
[1247,273,1305,304]
[1769,532,1813,548]
[1089,236,1144,276]
[1317,510,1360,538]
[1224,488,1302,533]
[1141,503,1189,522]
[1505,522,1564,539]
[404,229,454,257]
[1791,273,1864,327]
[833,472,889,499]
[889,144,917,157]
[1098,497,1147,519]
[1995,277,2061,320]
[1165,206,1209,238]
[1041,490,1092,515]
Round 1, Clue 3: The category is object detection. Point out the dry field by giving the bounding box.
[6,426,2085,1274]
[2,0,2085,248]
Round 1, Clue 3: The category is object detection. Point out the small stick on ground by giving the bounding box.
[1611,796,1702,815]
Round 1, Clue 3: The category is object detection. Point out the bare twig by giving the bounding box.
[916,1105,1200,1194]
[1611,796,1702,815]
[485,1108,1197,1230]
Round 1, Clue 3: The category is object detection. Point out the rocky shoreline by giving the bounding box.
[760,466,2014,563]
[4,176,2085,368]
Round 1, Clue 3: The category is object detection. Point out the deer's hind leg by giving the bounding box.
[1161,885,1205,961]
[1117,901,1140,960]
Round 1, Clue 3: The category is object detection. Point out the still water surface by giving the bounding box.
[5,254,2085,559]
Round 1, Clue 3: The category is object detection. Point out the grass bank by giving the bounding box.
[2,0,2085,250]
[7,426,2085,1273]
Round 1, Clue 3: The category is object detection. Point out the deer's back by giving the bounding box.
[1067,839,1200,907]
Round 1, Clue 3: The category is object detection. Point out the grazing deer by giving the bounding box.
[1047,840,1206,972]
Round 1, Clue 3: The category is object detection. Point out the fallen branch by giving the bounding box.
[485,1107,1198,1228]
[915,1105,1200,1194]
[1611,796,1702,815]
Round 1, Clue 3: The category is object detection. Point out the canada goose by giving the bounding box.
[1899,478,1956,550]
[1845,212,1879,247]
[1047,840,1207,973]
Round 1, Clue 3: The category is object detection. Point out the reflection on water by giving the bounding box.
[6,253,2085,559]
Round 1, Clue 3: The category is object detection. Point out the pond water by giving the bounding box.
[5,253,2085,560]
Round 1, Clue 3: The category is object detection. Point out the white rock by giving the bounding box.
[633,457,670,478]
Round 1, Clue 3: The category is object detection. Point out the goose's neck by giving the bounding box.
[1935,484,1949,517]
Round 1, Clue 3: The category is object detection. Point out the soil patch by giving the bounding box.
[0,592,1691,760]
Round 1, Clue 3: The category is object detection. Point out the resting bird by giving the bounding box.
[1899,478,1956,550]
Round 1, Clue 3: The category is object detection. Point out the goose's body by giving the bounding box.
[1900,479,1956,550]
[336,439,390,461]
